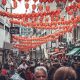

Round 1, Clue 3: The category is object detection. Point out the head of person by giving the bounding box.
[34,66,48,80]
[22,60,26,65]
[53,66,77,80]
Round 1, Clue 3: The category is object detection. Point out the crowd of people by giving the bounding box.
[0,54,80,80]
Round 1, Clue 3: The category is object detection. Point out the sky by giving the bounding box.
[12,0,39,14]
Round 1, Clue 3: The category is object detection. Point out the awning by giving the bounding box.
[74,50,80,56]
[66,48,80,56]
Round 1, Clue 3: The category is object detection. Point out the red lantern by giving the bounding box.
[62,0,66,3]
[32,4,36,10]
[46,5,50,11]
[18,0,22,2]
[25,2,29,9]
[39,0,43,3]
[77,3,80,9]
[38,4,43,11]
[33,0,38,2]
[25,0,29,2]
[45,18,49,22]
[50,0,54,2]
[2,0,7,5]
[43,0,47,3]
[66,7,70,12]
[68,10,73,15]
[13,1,17,9]
[55,0,60,3]
[48,0,51,3]
[73,7,77,12]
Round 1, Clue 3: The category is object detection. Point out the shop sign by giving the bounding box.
[10,27,20,34]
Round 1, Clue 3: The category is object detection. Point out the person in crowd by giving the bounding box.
[19,69,26,80]
[8,59,14,67]
[25,67,34,80]
[75,62,80,80]
[3,61,9,70]
[0,66,8,80]
[53,66,77,80]
[8,65,16,78]
[18,60,28,70]
[34,66,48,80]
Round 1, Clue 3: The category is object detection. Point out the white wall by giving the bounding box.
[5,31,10,43]
[0,29,5,48]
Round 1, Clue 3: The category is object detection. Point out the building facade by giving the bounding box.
[0,0,12,64]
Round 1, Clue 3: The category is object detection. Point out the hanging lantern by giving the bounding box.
[13,1,17,9]
[38,4,43,11]
[48,0,54,3]
[45,18,49,22]
[18,0,22,2]
[48,0,51,3]
[43,0,47,3]
[46,5,50,11]
[32,4,36,10]
[39,0,43,3]
[39,17,43,22]
[66,6,71,12]
[2,0,7,5]
[77,3,80,9]
[25,2,29,9]
[73,7,77,12]
[68,10,73,15]
[62,0,66,3]
[25,0,29,2]
[33,0,38,3]
[55,0,60,3]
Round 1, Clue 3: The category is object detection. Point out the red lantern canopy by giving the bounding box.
[32,4,36,10]
[2,0,7,5]
[25,2,29,9]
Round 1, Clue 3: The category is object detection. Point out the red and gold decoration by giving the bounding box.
[0,0,80,52]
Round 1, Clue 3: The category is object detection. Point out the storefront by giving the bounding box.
[3,42,12,65]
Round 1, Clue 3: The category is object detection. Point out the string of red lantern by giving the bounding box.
[39,0,80,3]
[12,25,73,44]
[2,0,7,5]
[13,26,73,51]
[9,15,80,29]
[0,8,61,19]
